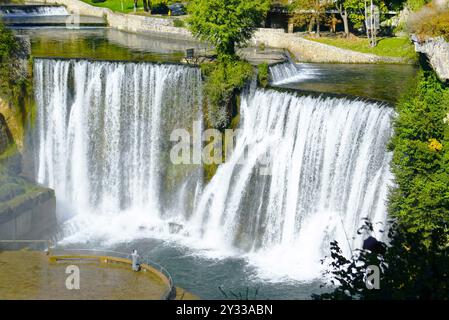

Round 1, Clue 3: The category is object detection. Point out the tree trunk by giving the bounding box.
[337,5,349,37]
[316,14,320,37]
[342,9,349,37]
[308,17,315,34]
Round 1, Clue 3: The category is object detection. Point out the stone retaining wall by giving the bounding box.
[252,28,408,64]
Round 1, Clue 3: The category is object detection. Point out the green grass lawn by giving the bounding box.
[80,0,181,15]
[307,36,417,61]
[81,0,142,13]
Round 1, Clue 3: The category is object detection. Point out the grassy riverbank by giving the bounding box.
[81,0,139,13]
[80,0,180,14]
[307,36,418,61]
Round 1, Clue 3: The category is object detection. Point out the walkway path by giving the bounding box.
[0,250,168,299]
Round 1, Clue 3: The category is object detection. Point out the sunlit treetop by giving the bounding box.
[187,0,271,59]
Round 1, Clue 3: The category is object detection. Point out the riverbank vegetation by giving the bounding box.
[188,0,269,129]
[187,0,270,59]
[187,0,270,181]
[389,70,449,235]
[0,21,30,149]
[407,0,449,40]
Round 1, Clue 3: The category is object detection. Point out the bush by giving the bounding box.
[173,19,185,28]
[201,60,253,129]
[388,71,449,237]
[314,220,449,300]
[257,63,269,88]
[406,0,429,11]
[0,22,19,104]
[151,0,169,14]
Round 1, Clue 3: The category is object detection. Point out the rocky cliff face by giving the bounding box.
[0,37,57,241]
[413,36,449,81]
[0,113,13,155]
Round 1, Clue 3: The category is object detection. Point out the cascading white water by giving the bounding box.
[33,58,393,281]
[270,61,320,85]
[189,89,393,280]
[0,6,68,17]
[33,58,203,239]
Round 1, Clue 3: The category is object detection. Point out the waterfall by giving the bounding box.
[189,89,393,280]
[33,58,203,237]
[0,5,68,17]
[270,61,320,85]
[33,58,393,281]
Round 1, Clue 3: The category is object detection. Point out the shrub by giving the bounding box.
[257,63,269,88]
[201,60,253,129]
[406,0,429,11]
[314,220,449,300]
[0,22,20,104]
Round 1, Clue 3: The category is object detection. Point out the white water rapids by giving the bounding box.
[33,58,393,281]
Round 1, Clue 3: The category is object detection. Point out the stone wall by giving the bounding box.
[0,186,56,240]
[252,28,409,64]
[33,0,411,64]
[34,0,195,40]
[412,36,449,81]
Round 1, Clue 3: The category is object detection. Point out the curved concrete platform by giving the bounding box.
[0,250,172,300]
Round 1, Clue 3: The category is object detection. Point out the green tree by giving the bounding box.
[287,0,332,36]
[187,0,271,59]
[334,0,350,36]
[0,21,19,104]
[389,71,449,237]
[314,220,449,299]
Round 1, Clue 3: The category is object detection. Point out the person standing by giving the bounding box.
[131,249,140,271]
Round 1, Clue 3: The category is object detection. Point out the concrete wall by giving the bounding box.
[35,0,195,40]
[0,187,56,240]
[413,36,449,81]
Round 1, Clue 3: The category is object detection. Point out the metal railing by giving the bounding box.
[49,248,176,300]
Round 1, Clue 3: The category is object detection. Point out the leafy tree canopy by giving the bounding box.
[187,0,271,59]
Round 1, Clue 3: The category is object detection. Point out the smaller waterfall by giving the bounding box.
[188,88,393,280]
[270,61,320,85]
[0,5,68,17]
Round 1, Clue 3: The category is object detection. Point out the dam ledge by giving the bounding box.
[30,56,395,106]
